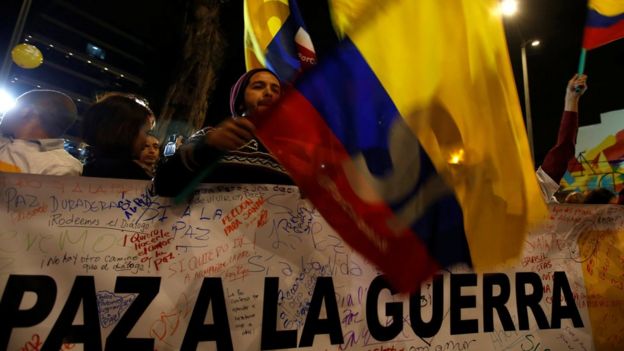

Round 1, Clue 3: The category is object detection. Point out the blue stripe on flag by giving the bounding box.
[265,15,303,82]
[296,40,396,156]
[587,8,624,28]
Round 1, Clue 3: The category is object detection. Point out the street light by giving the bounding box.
[521,39,540,161]
[500,0,518,17]
[0,90,16,113]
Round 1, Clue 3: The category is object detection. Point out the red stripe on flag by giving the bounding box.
[584,19,624,49]
[252,89,440,293]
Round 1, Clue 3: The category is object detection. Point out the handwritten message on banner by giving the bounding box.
[1,174,623,350]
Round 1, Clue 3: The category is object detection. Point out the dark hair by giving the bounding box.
[583,188,615,204]
[8,90,77,137]
[82,94,152,156]
[146,130,159,140]
[96,92,154,116]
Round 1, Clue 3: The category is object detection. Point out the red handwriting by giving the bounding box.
[167,244,230,278]
[222,197,266,235]
[124,230,174,271]
[521,253,547,267]
[150,294,191,347]
[19,334,41,351]
[19,334,74,351]
[257,209,268,228]
[11,205,48,223]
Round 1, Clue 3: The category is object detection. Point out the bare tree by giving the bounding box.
[156,0,224,140]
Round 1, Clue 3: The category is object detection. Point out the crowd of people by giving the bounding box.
[0,68,620,204]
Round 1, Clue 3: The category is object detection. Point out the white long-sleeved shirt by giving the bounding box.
[0,136,82,176]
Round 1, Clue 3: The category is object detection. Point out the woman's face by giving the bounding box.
[132,118,152,158]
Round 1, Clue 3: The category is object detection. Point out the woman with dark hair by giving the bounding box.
[155,68,293,197]
[82,94,155,179]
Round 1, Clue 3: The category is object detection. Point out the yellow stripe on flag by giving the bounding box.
[328,0,374,38]
[589,0,624,17]
[330,0,547,269]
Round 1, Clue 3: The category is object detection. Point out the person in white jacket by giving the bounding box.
[0,90,82,175]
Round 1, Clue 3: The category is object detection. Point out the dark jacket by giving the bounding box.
[83,154,151,180]
[154,127,293,197]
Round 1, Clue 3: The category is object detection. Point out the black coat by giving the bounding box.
[83,155,151,180]
[154,128,293,198]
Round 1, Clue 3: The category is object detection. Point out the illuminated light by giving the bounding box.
[531,40,541,47]
[27,35,32,38]
[120,74,125,78]
[24,39,29,42]
[87,60,92,64]
[49,44,54,48]
[104,67,109,71]
[134,98,148,109]
[448,149,465,165]
[36,85,41,88]
[77,98,81,102]
[68,52,73,56]
[500,0,518,16]
[0,90,16,113]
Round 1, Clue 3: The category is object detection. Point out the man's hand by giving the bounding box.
[205,118,255,151]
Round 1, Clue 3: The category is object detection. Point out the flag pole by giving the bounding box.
[574,48,587,93]
[577,48,587,75]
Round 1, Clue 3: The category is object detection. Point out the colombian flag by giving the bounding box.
[583,0,624,50]
[253,0,547,293]
[244,0,316,82]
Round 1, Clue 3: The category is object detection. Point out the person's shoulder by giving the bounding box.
[47,147,80,161]
[39,149,83,175]
[0,138,39,150]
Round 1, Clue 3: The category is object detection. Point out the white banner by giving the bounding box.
[1,174,622,351]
